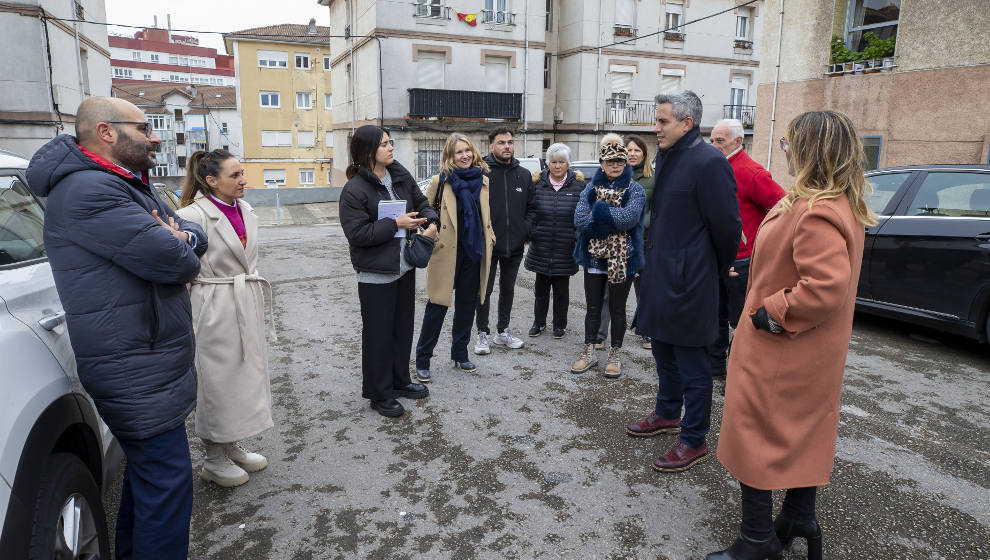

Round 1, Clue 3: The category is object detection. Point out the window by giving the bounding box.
[221,122,228,133]
[730,74,749,108]
[484,56,509,92]
[325,131,334,148]
[263,169,287,186]
[484,0,509,24]
[177,155,187,168]
[176,132,185,144]
[660,69,683,93]
[79,48,89,93]
[73,0,84,19]
[296,92,313,109]
[417,138,445,181]
[324,93,333,109]
[295,53,310,69]
[150,115,169,130]
[414,0,443,17]
[417,51,445,88]
[222,144,229,151]
[665,0,684,32]
[169,55,179,65]
[862,137,882,171]
[150,53,159,63]
[615,0,635,29]
[323,55,331,70]
[261,131,293,146]
[174,109,183,121]
[906,173,990,217]
[113,68,133,79]
[143,73,152,81]
[179,56,189,65]
[736,8,751,39]
[299,169,315,184]
[190,141,207,153]
[260,91,280,107]
[168,74,188,82]
[257,50,288,68]
[545,0,552,31]
[845,0,900,51]
[131,51,141,61]
[865,173,909,215]
[298,130,315,147]
[0,174,46,265]
[150,164,169,178]
[543,53,551,89]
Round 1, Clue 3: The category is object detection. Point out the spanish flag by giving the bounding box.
[456,11,478,26]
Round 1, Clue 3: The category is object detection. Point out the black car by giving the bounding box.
[857,164,990,342]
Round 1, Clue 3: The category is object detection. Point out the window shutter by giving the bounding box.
[661,75,682,94]
[485,58,509,92]
[616,0,634,26]
[417,53,445,88]
[609,71,633,94]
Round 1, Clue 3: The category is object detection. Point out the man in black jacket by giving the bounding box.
[628,91,741,473]
[474,128,535,354]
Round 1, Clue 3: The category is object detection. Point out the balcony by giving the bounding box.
[411,1,449,19]
[734,39,753,50]
[604,98,656,126]
[664,31,685,42]
[481,9,515,25]
[723,105,756,129]
[614,25,637,38]
[408,88,522,121]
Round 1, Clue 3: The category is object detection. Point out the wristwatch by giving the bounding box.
[766,314,783,334]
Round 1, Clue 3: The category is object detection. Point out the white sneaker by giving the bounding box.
[474,332,491,355]
[493,328,524,349]
[201,442,249,487]
[224,442,269,473]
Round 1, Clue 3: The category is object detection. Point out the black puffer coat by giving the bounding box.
[524,168,585,276]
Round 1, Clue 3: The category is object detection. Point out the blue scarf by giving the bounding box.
[444,167,484,263]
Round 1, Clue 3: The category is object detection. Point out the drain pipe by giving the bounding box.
[348,0,356,135]
[594,0,603,151]
[522,0,529,156]
[766,0,784,170]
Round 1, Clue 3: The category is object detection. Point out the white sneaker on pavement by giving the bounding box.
[224,441,269,473]
[474,331,491,355]
[493,328,524,349]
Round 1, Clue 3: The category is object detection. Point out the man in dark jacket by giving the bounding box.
[474,128,535,354]
[628,91,741,473]
[26,97,207,559]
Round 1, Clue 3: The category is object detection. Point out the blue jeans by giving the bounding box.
[652,342,713,448]
[115,424,194,560]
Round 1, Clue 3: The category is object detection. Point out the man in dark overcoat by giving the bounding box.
[629,90,741,472]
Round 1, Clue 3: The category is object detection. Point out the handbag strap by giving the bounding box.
[432,173,445,213]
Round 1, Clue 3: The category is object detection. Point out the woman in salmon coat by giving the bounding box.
[177,149,275,488]
[708,111,877,560]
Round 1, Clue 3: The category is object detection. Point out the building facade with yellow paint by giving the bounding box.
[224,20,334,189]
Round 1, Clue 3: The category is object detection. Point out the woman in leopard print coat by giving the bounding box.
[570,133,646,379]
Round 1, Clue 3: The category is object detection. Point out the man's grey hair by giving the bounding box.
[654,90,703,124]
[545,142,571,164]
[715,118,745,141]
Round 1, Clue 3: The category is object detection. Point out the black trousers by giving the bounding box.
[533,273,570,329]
[417,250,481,369]
[709,257,750,365]
[476,252,523,334]
[358,271,415,401]
[740,482,818,540]
[598,273,644,343]
[583,271,634,347]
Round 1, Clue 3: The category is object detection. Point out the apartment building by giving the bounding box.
[109,27,236,87]
[320,0,761,182]
[753,0,990,179]
[224,20,335,188]
[0,0,111,156]
[111,82,241,178]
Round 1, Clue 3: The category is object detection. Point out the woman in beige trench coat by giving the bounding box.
[177,149,275,488]
[414,133,496,382]
[708,112,877,560]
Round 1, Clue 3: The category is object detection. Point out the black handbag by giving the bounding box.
[405,233,435,268]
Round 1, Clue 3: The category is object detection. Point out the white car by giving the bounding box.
[0,149,120,558]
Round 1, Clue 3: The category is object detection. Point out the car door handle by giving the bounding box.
[38,311,66,331]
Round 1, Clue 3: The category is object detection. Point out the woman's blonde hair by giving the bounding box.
[625,135,652,178]
[439,133,490,176]
[778,110,877,226]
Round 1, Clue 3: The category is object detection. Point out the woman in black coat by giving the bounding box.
[339,125,439,418]
[525,143,584,339]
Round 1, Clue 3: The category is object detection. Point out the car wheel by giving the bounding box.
[28,453,109,560]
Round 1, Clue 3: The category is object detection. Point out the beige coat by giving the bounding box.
[424,174,496,307]
[176,195,275,442]
[718,196,865,490]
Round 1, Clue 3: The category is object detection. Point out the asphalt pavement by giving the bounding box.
[169,222,989,559]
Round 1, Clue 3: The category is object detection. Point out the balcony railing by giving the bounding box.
[411,1,449,19]
[723,105,756,129]
[408,88,522,121]
[482,9,515,25]
[664,31,685,41]
[604,98,656,126]
[614,25,637,37]
[734,39,753,49]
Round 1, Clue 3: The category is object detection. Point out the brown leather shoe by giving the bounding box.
[625,412,681,437]
[652,441,709,472]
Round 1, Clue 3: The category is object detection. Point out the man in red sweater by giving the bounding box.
[708,119,786,377]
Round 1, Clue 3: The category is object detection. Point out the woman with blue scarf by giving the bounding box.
[415,133,496,382]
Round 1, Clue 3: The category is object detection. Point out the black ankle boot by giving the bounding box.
[706,533,783,560]
[774,513,823,560]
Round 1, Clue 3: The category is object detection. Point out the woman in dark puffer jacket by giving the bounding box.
[524,143,584,339]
